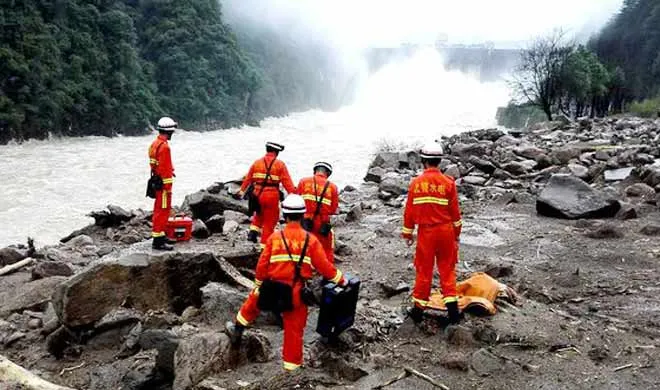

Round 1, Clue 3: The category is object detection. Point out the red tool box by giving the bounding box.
[165,216,193,241]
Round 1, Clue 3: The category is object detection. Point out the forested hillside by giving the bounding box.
[0,0,352,144]
[590,0,660,102]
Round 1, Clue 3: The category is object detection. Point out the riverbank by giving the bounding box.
[1,116,659,389]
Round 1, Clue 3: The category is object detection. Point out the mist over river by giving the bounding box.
[0,48,510,247]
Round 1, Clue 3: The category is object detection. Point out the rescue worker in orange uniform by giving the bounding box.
[296,162,339,264]
[401,142,463,324]
[225,194,347,372]
[148,117,178,251]
[237,142,296,247]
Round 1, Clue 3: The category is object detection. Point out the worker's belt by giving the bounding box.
[257,182,280,187]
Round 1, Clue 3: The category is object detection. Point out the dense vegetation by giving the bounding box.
[0,0,352,144]
[500,0,660,128]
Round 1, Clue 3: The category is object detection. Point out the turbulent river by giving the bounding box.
[0,48,510,247]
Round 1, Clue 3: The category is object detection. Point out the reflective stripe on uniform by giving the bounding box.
[236,312,250,326]
[330,270,343,284]
[254,279,263,287]
[283,361,301,371]
[162,177,173,184]
[453,219,463,227]
[412,196,449,205]
[301,193,332,206]
[252,173,280,181]
[269,254,312,265]
[152,231,165,237]
[149,158,158,165]
[402,226,414,234]
[443,296,458,304]
[161,191,168,208]
[249,225,262,232]
[412,297,428,307]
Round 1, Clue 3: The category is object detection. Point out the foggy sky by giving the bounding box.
[223,0,623,49]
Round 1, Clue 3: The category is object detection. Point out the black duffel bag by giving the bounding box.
[146,173,163,199]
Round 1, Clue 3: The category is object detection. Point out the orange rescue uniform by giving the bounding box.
[235,222,344,371]
[149,134,174,239]
[402,167,462,310]
[240,152,296,246]
[296,173,339,263]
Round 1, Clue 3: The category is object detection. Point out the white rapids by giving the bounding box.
[0,48,510,247]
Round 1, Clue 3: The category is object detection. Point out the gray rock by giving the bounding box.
[140,329,180,377]
[369,152,400,170]
[222,210,249,224]
[0,276,67,317]
[173,331,272,390]
[467,156,497,175]
[594,149,611,161]
[31,261,74,280]
[183,191,249,221]
[334,240,354,257]
[451,142,489,158]
[551,145,583,164]
[345,204,363,222]
[52,252,249,328]
[501,161,533,176]
[200,282,248,324]
[0,247,27,266]
[88,205,133,228]
[640,165,660,188]
[222,220,239,235]
[444,164,461,179]
[364,167,386,183]
[379,176,407,196]
[625,183,656,199]
[462,176,487,186]
[616,203,638,220]
[342,185,357,192]
[67,234,94,248]
[192,220,210,239]
[204,215,225,234]
[514,145,546,160]
[640,224,660,236]
[604,167,634,182]
[470,348,504,376]
[567,163,589,180]
[536,174,621,219]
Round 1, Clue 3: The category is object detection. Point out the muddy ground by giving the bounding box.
[1,181,659,390]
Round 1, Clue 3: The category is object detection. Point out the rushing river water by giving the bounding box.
[0,48,510,247]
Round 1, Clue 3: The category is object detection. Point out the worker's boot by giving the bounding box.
[446,301,463,325]
[152,236,174,251]
[247,230,258,243]
[225,321,244,348]
[165,237,177,245]
[407,306,424,324]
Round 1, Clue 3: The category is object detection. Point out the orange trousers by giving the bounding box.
[152,189,172,238]
[412,223,458,309]
[309,219,334,264]
[236,285,308,371]
[250,191,281,245]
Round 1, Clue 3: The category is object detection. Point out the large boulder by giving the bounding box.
[640,165,660,188]
[183,191,249,221]
[378,174,408,195]
[451,142,489,158]
[369,152,399,170]
[31,261,74,280]
[468,156,497,175]
[52,252,251,328]
[200,282,248,324]
[536,174,621,219]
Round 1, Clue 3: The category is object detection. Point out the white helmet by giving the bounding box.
[313,161,333,175]
[157,117,178,132]
[420,142,444,159]
[281,194,307,214]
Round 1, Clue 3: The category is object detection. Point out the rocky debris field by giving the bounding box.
[1,116,660,390]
